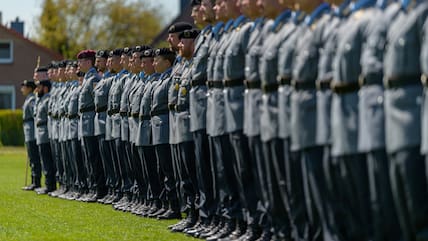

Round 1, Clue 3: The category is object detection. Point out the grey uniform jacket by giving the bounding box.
[244,18,273,137]
[23,93,36,142]
[169,59,186,144]
[94,75,114,137]
[384,2,428,154]
[67,83,81,140]
[129,74,144,144]
[120,73,135,141]
[358,4,401,153]
[259,11,300,142]
[59,82,73,142]
[223,17,250,133]
[290,12,330,151]
[34,93,50,145]
[78,67,100,137]
[136,73,160,147]
[190,26,211,132]
[176,60,194,143]
[108,70,128,140]
[151,69,173,145]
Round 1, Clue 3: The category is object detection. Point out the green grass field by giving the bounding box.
[0,146,197,241]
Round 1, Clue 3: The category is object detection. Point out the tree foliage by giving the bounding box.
[37,0,164,58]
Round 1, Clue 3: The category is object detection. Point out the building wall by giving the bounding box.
[0,26,62,109]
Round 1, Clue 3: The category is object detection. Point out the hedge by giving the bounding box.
[0,110,24,146]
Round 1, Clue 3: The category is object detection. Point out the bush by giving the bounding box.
[0,110,24,146]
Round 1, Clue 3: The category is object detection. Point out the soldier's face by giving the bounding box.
[153,56,171,73]
[78,59,91,73]
[58,67,66,81]
[191,5,204,25]
[224,0,238,17]
[20,85,32,96]
[201,0,215,22]
[120,55,129,69]
[141,58,155,74]
[241,0,260,17]
[214,0,227,21]
[132,53,142,72]
[110,56,121,72]
[95,57,107,72]
[261,0,280,17]
[167,33,180,52]
[178,39,195,59]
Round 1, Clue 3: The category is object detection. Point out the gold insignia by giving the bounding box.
[311,23,317,31]
[175,83,180,91]
[353,10,364,20]
[236,27,241,32]
[181,87,187,96]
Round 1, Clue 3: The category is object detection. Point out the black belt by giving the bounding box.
[168,103,176,111]
[68,113,79,119]
[277,76,292,86]
[316,79,332,90]
[191,79,206,87]
[139,115,151,121]
[80,105,95,113]
[359,73,383,86]
[36,121,47,127]
[223,77,244,87]
[119,111,128,117]
[51,114,59,119]
[150,108,169,117]
[207,80,223,89]
[292,80,316,90]
[262,83,279,93]
[23,117,34,122]
[331,81,360,94]
[244,80,261,89]
[175,104,189,112]
[385,74,422,89]
[108,108,119,115]
[131,112,139,118]
[96,105,108,113]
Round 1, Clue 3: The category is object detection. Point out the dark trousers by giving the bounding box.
[60,141,71,188]
[26,140,41,186]
[263,138,291,237]
[155,144,179,207]
[51,140,63,185]
[38,142,56,190]
[82,136,106,194]
[332,154,371,241]
[193,130,215,219]
[367,149,401,241]
[98,136,115,192]
[210,135,242,220]
[114,139,132,193]
[131,143,147,199]
[66,140,77,189]
[139,145,162,201]
[171,144,182,205]
[109,140,121,194]
[178,141,198,212]
[301,146,327,241]
[248,136,270,228]
[230,131,260,225]
[71,138,86,191]
[390,147,428,241]
[123,140,135,194]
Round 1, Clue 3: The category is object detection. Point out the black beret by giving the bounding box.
[140,49,154,59]
[123,47,134,56]
[109,48,123,57]
[179,29,200,39]
[50,61,59,69]
[36,79,51,88]
[36,66,48,72]
[133,45,151,53]
[57,60,67,68]
[191,0,201,6]
[154,48,176,57]
[168,22,193,34]
[96,49,109,58]
[21,79,36,89]
[77,50,96,59]
[72,61,78,68]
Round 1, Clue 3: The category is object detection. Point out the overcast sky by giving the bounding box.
[0,0,179,38]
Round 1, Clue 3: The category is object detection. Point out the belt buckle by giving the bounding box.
[421,74,428,87]
[358,75,365,87]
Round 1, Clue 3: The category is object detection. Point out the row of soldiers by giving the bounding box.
[20,0,428,240]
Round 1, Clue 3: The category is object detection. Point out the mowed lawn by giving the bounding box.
[0,146,197,241]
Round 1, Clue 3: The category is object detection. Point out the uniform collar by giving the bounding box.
[250,17,264,32]
[212,22,225,39]
[292,10,306,24]
[305,3,331,26]
[271,10,292,31]
[84,67,98,78]
[350,0,377,12]
[160,67,173,79]
[233,15,247,29]
[334,0,352,17]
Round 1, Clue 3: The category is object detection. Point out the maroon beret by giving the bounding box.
[77,50,96,59]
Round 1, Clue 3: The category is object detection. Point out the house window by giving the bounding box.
[0,40,13,64]
[0,85,16,109]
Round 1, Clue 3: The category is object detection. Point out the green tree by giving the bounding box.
[36,0,164,58]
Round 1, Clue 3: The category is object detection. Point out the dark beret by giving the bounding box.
[133,45,151,53]
[140,49,154,59]
[57,60,67,68]
[21,79,36,89]
[36,79,51,88]
[109,48,123,57]
[168,22,193,34]
[72,61,78,68]
[96,49,110,58]
[123,47,134,56]
[77,50,96,59]
[179,29,200,39]
[36,66,48,72]
[191,0,201,6]
[154,48,176,57]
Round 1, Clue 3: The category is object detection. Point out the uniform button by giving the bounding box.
[377,95,383,104]
[345,43,351,51]
[398,38,405,46]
